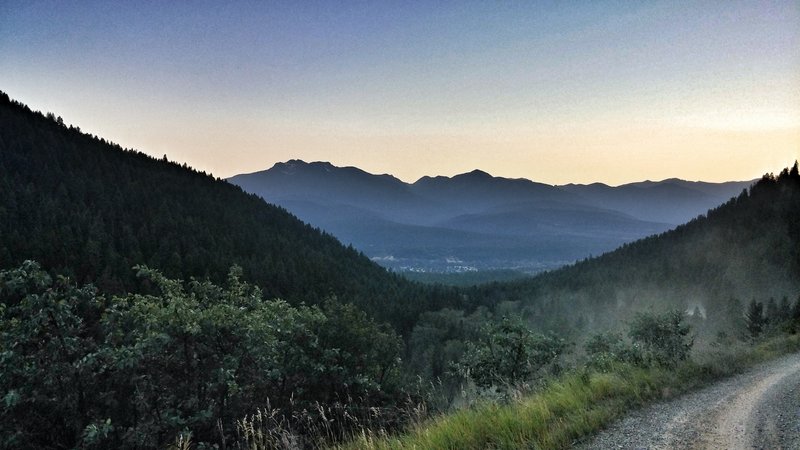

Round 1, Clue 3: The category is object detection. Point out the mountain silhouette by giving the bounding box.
[230,161,753,273]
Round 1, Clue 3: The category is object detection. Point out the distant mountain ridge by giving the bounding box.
[558,179,752,224]
[229,161,753,273]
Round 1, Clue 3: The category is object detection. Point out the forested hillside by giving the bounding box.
[0,91,461,331]
[470,165,800,337]
[0,92,458,448]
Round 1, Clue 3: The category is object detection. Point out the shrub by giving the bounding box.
[0,261,404,449]
[628,310,693,368]
[456,317,566,389]
[584,331,645,370]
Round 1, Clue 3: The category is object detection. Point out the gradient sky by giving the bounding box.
[1,1,798,184]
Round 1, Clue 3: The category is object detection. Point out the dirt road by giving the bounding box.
[578,353,800,449]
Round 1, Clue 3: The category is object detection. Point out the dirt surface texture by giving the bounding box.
[578,352,800,450]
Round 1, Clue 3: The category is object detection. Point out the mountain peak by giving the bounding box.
[271,160,303,176]
[457,169,492,179]
[270,159,340,176]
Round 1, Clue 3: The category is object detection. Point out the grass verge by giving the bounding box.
[335,334,800,450]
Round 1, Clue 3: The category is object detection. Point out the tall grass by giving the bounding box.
[332,333,800,450]
[232,398,428,450]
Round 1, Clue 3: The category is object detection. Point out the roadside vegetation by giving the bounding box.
[332,313,800,450]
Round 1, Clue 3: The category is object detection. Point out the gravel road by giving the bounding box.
[577,353,800,449]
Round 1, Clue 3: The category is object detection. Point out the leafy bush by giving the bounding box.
[628,310,693,368]
[0,261,403,449]
[456,317,566,389]
[584,331,644,370]
[0,261,102,449]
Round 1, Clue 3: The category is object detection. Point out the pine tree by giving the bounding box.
[745,299,765,339]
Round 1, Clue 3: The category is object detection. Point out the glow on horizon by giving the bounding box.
[1,1,798,185]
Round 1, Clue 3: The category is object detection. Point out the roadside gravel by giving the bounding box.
[576,352,800,450]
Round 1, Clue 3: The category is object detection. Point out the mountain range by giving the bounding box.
[229,160,753,273]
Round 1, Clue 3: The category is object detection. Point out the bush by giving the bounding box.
[628,310,693,368]
[456,317,566,389]
[584,331,645,370]
[0,261,405,449]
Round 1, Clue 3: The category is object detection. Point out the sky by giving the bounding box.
[1,0,798,185]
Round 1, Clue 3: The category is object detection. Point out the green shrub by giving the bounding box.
[0,261,405,449]
[455,317,566,389]
[628,310,693,368]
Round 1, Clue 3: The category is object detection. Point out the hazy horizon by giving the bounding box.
[2,1,798,185]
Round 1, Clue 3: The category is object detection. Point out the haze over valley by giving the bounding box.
[230,160,753,274]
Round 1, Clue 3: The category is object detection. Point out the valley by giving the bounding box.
[230,160,752,275]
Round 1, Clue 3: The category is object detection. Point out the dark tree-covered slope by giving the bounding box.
[0,91,455,328]
[471,165,800,333]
